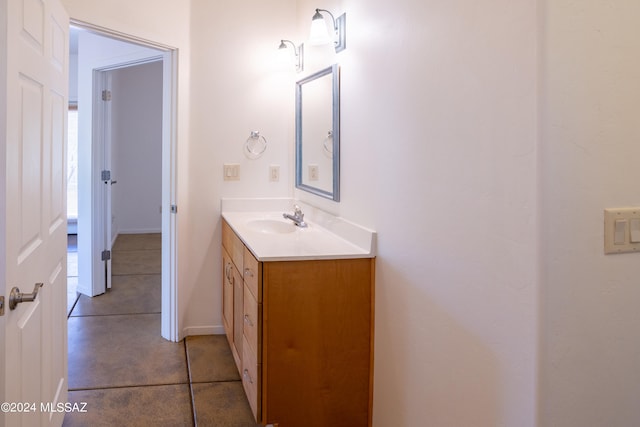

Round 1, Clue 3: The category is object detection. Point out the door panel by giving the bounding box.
[50,91,66,232]
[17,75,45,258]
[1,0,69,426]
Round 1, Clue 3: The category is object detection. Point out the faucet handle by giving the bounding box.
[293,204,303,215]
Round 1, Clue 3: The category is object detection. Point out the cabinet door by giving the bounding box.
[262,259,374,426]
[222,248,234,345]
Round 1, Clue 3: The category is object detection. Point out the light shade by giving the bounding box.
[308,8,346,52]
[309,12,331,46]
[278,39,304,72]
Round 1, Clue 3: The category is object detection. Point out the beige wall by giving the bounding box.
[294,0,538,425]
[184,0,297,333]
[539,1,640,425]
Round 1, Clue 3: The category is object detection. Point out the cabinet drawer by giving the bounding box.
[243,285,261,359]
[222,220,244,271]
[241,335,261,421]
[221,248,234,344]
[243,246,261,302]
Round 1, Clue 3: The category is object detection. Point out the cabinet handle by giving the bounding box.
[244,268,254,278]
[225,263,232,281]
[243,369,254,384]
[243,314,253,327]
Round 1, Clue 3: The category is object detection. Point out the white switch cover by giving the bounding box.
[631,218,640,243]
[604,207,640,254]
[269,165,280,182]
[614,220,627,245]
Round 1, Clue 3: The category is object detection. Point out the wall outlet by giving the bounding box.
[223,163,240,181]
[308,164,319,181]
[269,165,280,182]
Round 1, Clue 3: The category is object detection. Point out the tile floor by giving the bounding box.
[64,233,259,426]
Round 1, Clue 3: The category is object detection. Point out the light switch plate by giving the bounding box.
[223,164,240,181]
[604,207,640,254]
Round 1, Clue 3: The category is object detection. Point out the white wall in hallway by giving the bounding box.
[110,61,163,235]
[62,0,295,335]
[69,53,78,103]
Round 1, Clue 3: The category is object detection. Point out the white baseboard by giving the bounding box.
[118,228,161,234]
[182,325,225,337]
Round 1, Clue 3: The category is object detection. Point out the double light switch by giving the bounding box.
[604,208,640,254]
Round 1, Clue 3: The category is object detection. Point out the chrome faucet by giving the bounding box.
[283,204,308,228]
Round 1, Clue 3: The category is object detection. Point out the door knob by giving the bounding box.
[9,283,43,310]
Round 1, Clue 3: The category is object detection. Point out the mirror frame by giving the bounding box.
[295,64,340,201]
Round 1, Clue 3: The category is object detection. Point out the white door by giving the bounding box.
[98,70,114,291]
[0,0,69,426]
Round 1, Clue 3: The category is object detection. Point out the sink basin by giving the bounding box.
[245,219,297,234]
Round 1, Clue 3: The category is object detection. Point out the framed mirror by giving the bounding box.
[296,64,340,201]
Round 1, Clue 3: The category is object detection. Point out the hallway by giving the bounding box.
[64,234,258,426]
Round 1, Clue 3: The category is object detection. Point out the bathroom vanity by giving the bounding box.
[221,205,375,427]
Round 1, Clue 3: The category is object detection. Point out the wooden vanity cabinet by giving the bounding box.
[222,219,375,427]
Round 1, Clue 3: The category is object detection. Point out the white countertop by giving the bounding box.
[221,201,376,262]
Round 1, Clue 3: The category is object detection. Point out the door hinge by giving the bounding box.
[101,170,111,181]
[102,90,112,101]
[101,250,111,261]
[0,296,4,316]
[171,205,178,214]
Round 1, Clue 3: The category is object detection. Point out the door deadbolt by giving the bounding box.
[9,283,43,310]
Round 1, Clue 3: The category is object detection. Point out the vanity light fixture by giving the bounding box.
[309,8,346,52]
[278,39,304,72]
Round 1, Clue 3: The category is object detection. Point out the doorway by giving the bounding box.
[69,21,179,341]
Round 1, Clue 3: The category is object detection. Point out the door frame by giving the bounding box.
[72,19,179,341]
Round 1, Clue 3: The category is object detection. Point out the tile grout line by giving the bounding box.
[69,311,161,318]
[111,273,162,277]
[184,339,198,427]
[68,380,192,392]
